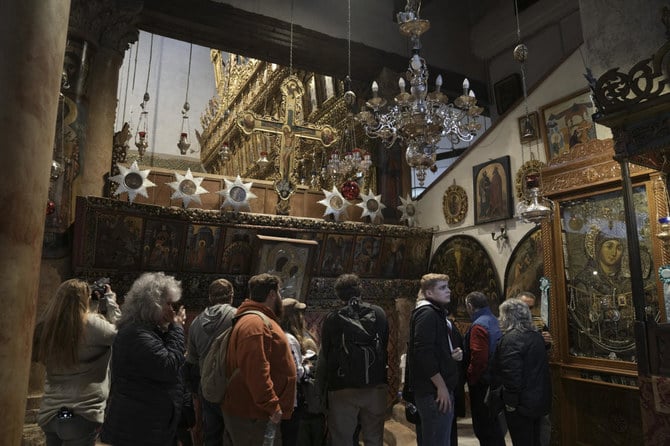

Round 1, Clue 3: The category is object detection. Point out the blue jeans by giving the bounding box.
[42,414,99,446]
[415,392,454,446]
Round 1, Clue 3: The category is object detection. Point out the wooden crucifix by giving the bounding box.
[237,75,338,214]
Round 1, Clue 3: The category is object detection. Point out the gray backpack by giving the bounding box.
[200,310,271,403]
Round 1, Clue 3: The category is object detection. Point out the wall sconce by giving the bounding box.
[491,225,508,242]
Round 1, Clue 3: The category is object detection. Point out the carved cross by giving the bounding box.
[236,75,338,199]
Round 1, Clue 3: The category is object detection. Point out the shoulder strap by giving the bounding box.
[234,310,272,328]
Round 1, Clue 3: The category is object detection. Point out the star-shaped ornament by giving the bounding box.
[357,189,386,223]
[109,161,156,204]
[318,186,351,221]
[398,194,418,227]
[217,175,257,212]
[167,169,208,208]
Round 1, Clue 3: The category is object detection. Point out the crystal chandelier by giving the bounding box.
[356,0,483,186]
[512,0,553,224]
[321,115,372,193]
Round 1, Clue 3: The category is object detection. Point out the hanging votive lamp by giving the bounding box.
[516,173,554,224]
[135,93,150,160]
[177,101,191,155]
[257,150,269,168]
[219,142,231,161]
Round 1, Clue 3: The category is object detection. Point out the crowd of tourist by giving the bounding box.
[32,270,550,446]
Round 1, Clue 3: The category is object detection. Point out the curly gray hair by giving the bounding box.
[499,298,535,333]
[119,272,182,327]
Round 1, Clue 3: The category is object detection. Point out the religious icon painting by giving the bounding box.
[142,219,186,271]
[540,88,597,163]
[357,190,385,224]
[167,168,209,208]
[429,235,501,319]
[503,226,544,305]
[352,235,382,277]
[472,156,513,225]
[294,231,325,275]
[558,185,657,362]
[253,235,317,301]
[220,228,255,275]
[379,237,407,279]
[319,233,354,277]
[403,236,431,279]
[442,183,468,225]
[218,175,257,212]
[108,161,156,204]
[183,224,223,272]
[92,212,143,270]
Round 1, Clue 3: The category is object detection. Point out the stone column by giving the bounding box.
[0,1,71,444]
[67,0,140,203]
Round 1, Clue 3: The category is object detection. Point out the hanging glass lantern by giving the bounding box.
[177,101,191,155]
[405,142,436,187]
[219,142,231,161]
[135,92,150,160]
[257,150,269,168]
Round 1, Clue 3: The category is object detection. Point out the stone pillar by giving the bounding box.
[66,0,140,202]
[0,1,71,444]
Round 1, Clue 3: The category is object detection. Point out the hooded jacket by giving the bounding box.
[408,300,459,397]
[187,303,236,370]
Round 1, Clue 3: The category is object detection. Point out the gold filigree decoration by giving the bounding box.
[443,184,468,225]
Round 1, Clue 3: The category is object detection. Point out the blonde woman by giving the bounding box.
[33,279,120,445]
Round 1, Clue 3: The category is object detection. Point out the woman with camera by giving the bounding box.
[33,278,120,445]
[99,272,187,446]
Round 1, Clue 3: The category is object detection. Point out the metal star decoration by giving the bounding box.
[398,194,418,227]
[318,186,351,221]
[167,168,208,208]
[357,189,386,223]
[217,175,257,212]
[108,161,156,204]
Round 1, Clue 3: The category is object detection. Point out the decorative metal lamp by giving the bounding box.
[135,93,150,160]
[356,0,483,186]
[512,1,553,224]
[177,44,194,155]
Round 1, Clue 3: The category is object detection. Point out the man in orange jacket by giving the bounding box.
[222,274,297,445]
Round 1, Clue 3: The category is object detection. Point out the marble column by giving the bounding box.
[0,1,71,444]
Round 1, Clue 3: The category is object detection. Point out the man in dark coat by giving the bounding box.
[407,273,460,445]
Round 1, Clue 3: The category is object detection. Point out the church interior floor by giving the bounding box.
[384,409,514,446]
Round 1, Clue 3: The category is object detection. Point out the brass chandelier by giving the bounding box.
[356,0,483,186]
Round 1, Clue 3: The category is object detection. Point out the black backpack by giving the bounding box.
[334,300,385,388]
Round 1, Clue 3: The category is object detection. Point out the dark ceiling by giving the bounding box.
[138,0,491,105]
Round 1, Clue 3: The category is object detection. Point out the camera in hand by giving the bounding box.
[90,277,110,314]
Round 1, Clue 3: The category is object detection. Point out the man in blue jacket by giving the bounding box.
[464,291,506,446]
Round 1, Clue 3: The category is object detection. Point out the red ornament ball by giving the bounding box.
[46,200,56,215]
[340,180,360,200]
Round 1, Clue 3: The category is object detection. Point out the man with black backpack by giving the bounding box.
[186,278,237,446]
[316,273,389,445]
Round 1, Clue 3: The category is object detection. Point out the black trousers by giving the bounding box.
[469,383,506,446]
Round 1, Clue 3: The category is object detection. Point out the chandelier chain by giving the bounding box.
[347,0,351,81]
[144,34,154,96]
[289,0,294,76]
[184,43,193,104]
[121,43,133,125]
